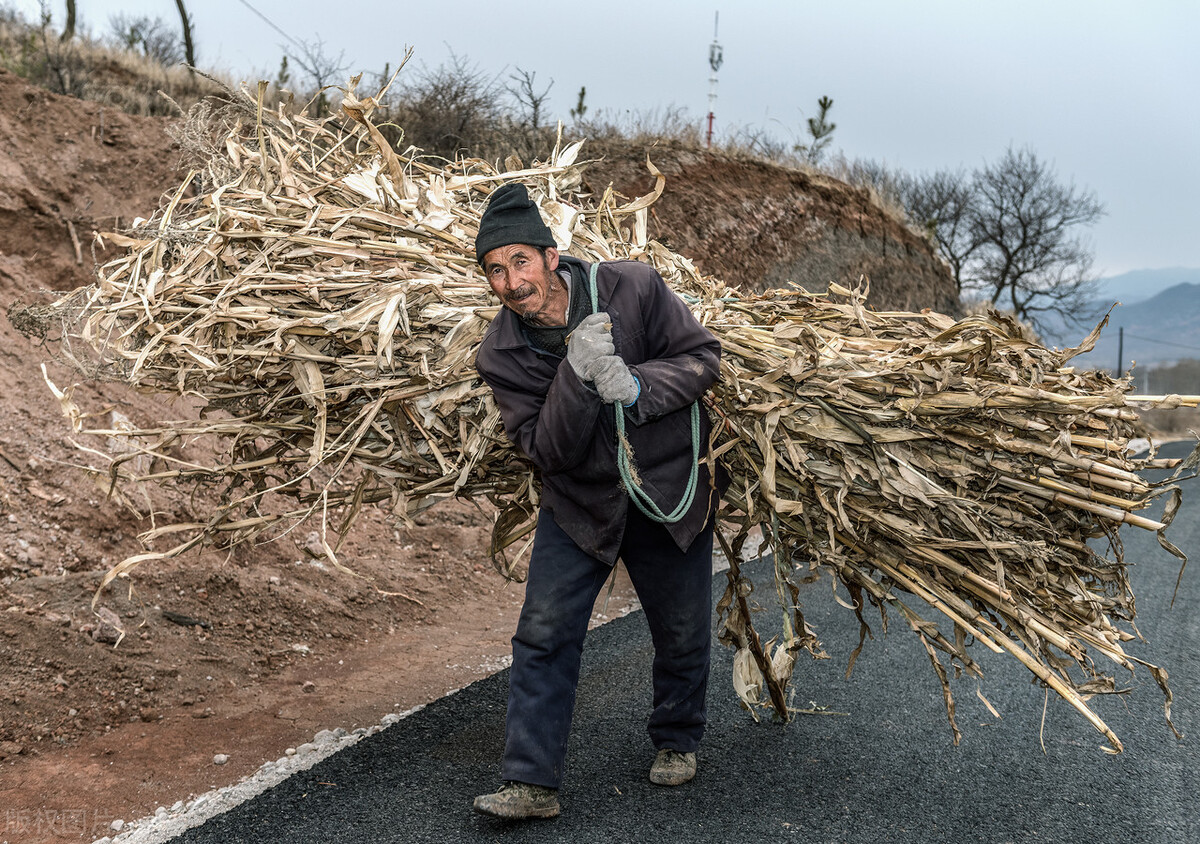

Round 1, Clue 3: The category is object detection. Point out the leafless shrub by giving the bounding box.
[285,36,348,116]
[28,1,89,98]
[573,104,702,147]
[108,13,184,66]
[719,124,798,165]
[380,52,506,161]
[830,157,907,205]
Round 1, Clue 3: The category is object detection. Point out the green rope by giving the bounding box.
[587,262,701,524]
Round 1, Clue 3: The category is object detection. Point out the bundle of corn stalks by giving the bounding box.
[25,77,1198,752]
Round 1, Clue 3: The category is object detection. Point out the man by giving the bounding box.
[471,183,724,819]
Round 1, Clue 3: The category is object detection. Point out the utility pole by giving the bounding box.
[706,12,723,148]
[1116,326,1123,376]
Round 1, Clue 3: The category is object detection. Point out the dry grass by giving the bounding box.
[22,77,1200,753]
[0,12,226,115]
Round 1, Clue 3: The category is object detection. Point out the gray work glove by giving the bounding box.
[591,355,640,405]
[567,312,614,382]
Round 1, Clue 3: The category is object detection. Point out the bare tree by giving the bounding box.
[969,148,1104,336]
[507,67,553,161]
[60,0,75,41]
[896,148,1104,338]
[174,0,196,70]
[508,68,552,130]
[900,168,982,295]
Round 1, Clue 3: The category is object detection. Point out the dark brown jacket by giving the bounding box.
[475,257,723,563]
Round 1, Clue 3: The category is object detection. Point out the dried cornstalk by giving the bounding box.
[27,77,1199,753]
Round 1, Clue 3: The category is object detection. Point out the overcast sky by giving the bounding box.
[15,0,1199,276]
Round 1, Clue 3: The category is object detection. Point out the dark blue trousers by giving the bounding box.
[500,505,714,789]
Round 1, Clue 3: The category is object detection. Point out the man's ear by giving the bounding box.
[544,246,560,272]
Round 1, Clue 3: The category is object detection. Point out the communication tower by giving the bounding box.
[706,12,723,148]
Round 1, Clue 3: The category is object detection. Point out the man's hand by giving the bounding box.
[591,356,639,405]
[567,312,614,382]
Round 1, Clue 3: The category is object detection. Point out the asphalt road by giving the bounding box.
[172,440,1200,843]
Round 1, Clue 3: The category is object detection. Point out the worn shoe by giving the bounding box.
[649,749,697,786]
[473,781,561,819]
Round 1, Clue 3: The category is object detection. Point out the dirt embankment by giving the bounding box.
[0,69,180,296]
[586,141,958,314]
[0,70,954,842]
[0,69,567,841]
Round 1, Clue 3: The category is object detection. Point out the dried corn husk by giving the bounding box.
[29,76,1200,753]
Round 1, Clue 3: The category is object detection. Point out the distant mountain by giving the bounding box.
[1068,282,1200,371]
[1093,267,1200,306]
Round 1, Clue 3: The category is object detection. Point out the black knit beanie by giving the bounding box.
[475,183,556,264]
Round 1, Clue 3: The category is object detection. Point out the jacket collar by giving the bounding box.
[487,255,623,351]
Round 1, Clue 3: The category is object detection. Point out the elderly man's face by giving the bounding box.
[482,244,565,326]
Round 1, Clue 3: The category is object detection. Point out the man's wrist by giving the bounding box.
[623,376,641,408]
